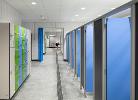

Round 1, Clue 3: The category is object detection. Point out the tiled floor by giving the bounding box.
[14,48,58,100]
[13,48,93,100]
[57,51,93,100]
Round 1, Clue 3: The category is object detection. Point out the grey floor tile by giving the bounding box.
[13,48,93,100]
[57,54,93,100]
[13,48,58,100]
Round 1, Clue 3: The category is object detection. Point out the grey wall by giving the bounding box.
[0,0,21,24]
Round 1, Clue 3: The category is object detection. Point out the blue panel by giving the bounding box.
[19,26,22,86]
[86,24,93,92]
[76,29,81,77]
[68,34,70,64]
[107,18,131,100]
[69,34,71,64]
[38,28,43,62]
[67,34,70,63]
[69,33,72,65]
[66,35,68,61]
[71,31,75,69]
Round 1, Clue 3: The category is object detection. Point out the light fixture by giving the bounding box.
[32,2,37,5]
[78,29,81,30]
[111,8,115,10]
[81,7,86,10]
[75,14,79,17]
[49,35,56,37]
[98,15,101,17]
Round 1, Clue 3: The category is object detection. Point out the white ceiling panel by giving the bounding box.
[6,0,131,22]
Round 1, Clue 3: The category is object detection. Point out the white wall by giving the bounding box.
[22,22,85,60]
[0,0,21,24]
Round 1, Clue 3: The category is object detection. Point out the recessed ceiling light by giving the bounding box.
[81,7,86,10]
[111,8,115,10]
[32,2,37,5]
[75,14,79,17]
[98,15,101,17]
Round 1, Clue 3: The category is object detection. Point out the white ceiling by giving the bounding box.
[6,0,131,23]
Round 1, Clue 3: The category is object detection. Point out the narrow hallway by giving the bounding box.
[14,48,58,100]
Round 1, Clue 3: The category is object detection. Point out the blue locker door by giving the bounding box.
[86,24,93,92]
[19,27,22,85]
[76,29,81,77]
[107,18,131,100]
[38,28,43,62]
[71,31,75,69]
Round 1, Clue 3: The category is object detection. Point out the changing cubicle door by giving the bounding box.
[85,24,93,93]
[71,31,75,69]
[107,18,131,100]
[68,34,71,64]
[76,29,81,78]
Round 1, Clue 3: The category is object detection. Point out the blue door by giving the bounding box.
[107,18,131,100]
[86,24,93,92]
[69,33,71,64]
[19,26,22,86]
[76,29,81,78]
[38,28,43,62]
[71,31,75,69]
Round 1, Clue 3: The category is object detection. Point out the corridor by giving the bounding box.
[0,1,135,100]
[13,48,92,100]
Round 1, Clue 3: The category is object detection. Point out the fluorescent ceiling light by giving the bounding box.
[98,15,101,17]
[81,7,86,10]
[49,35,56,37]
[75,14,79,17]
[32,2,37,5]
[111,8,115,10]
